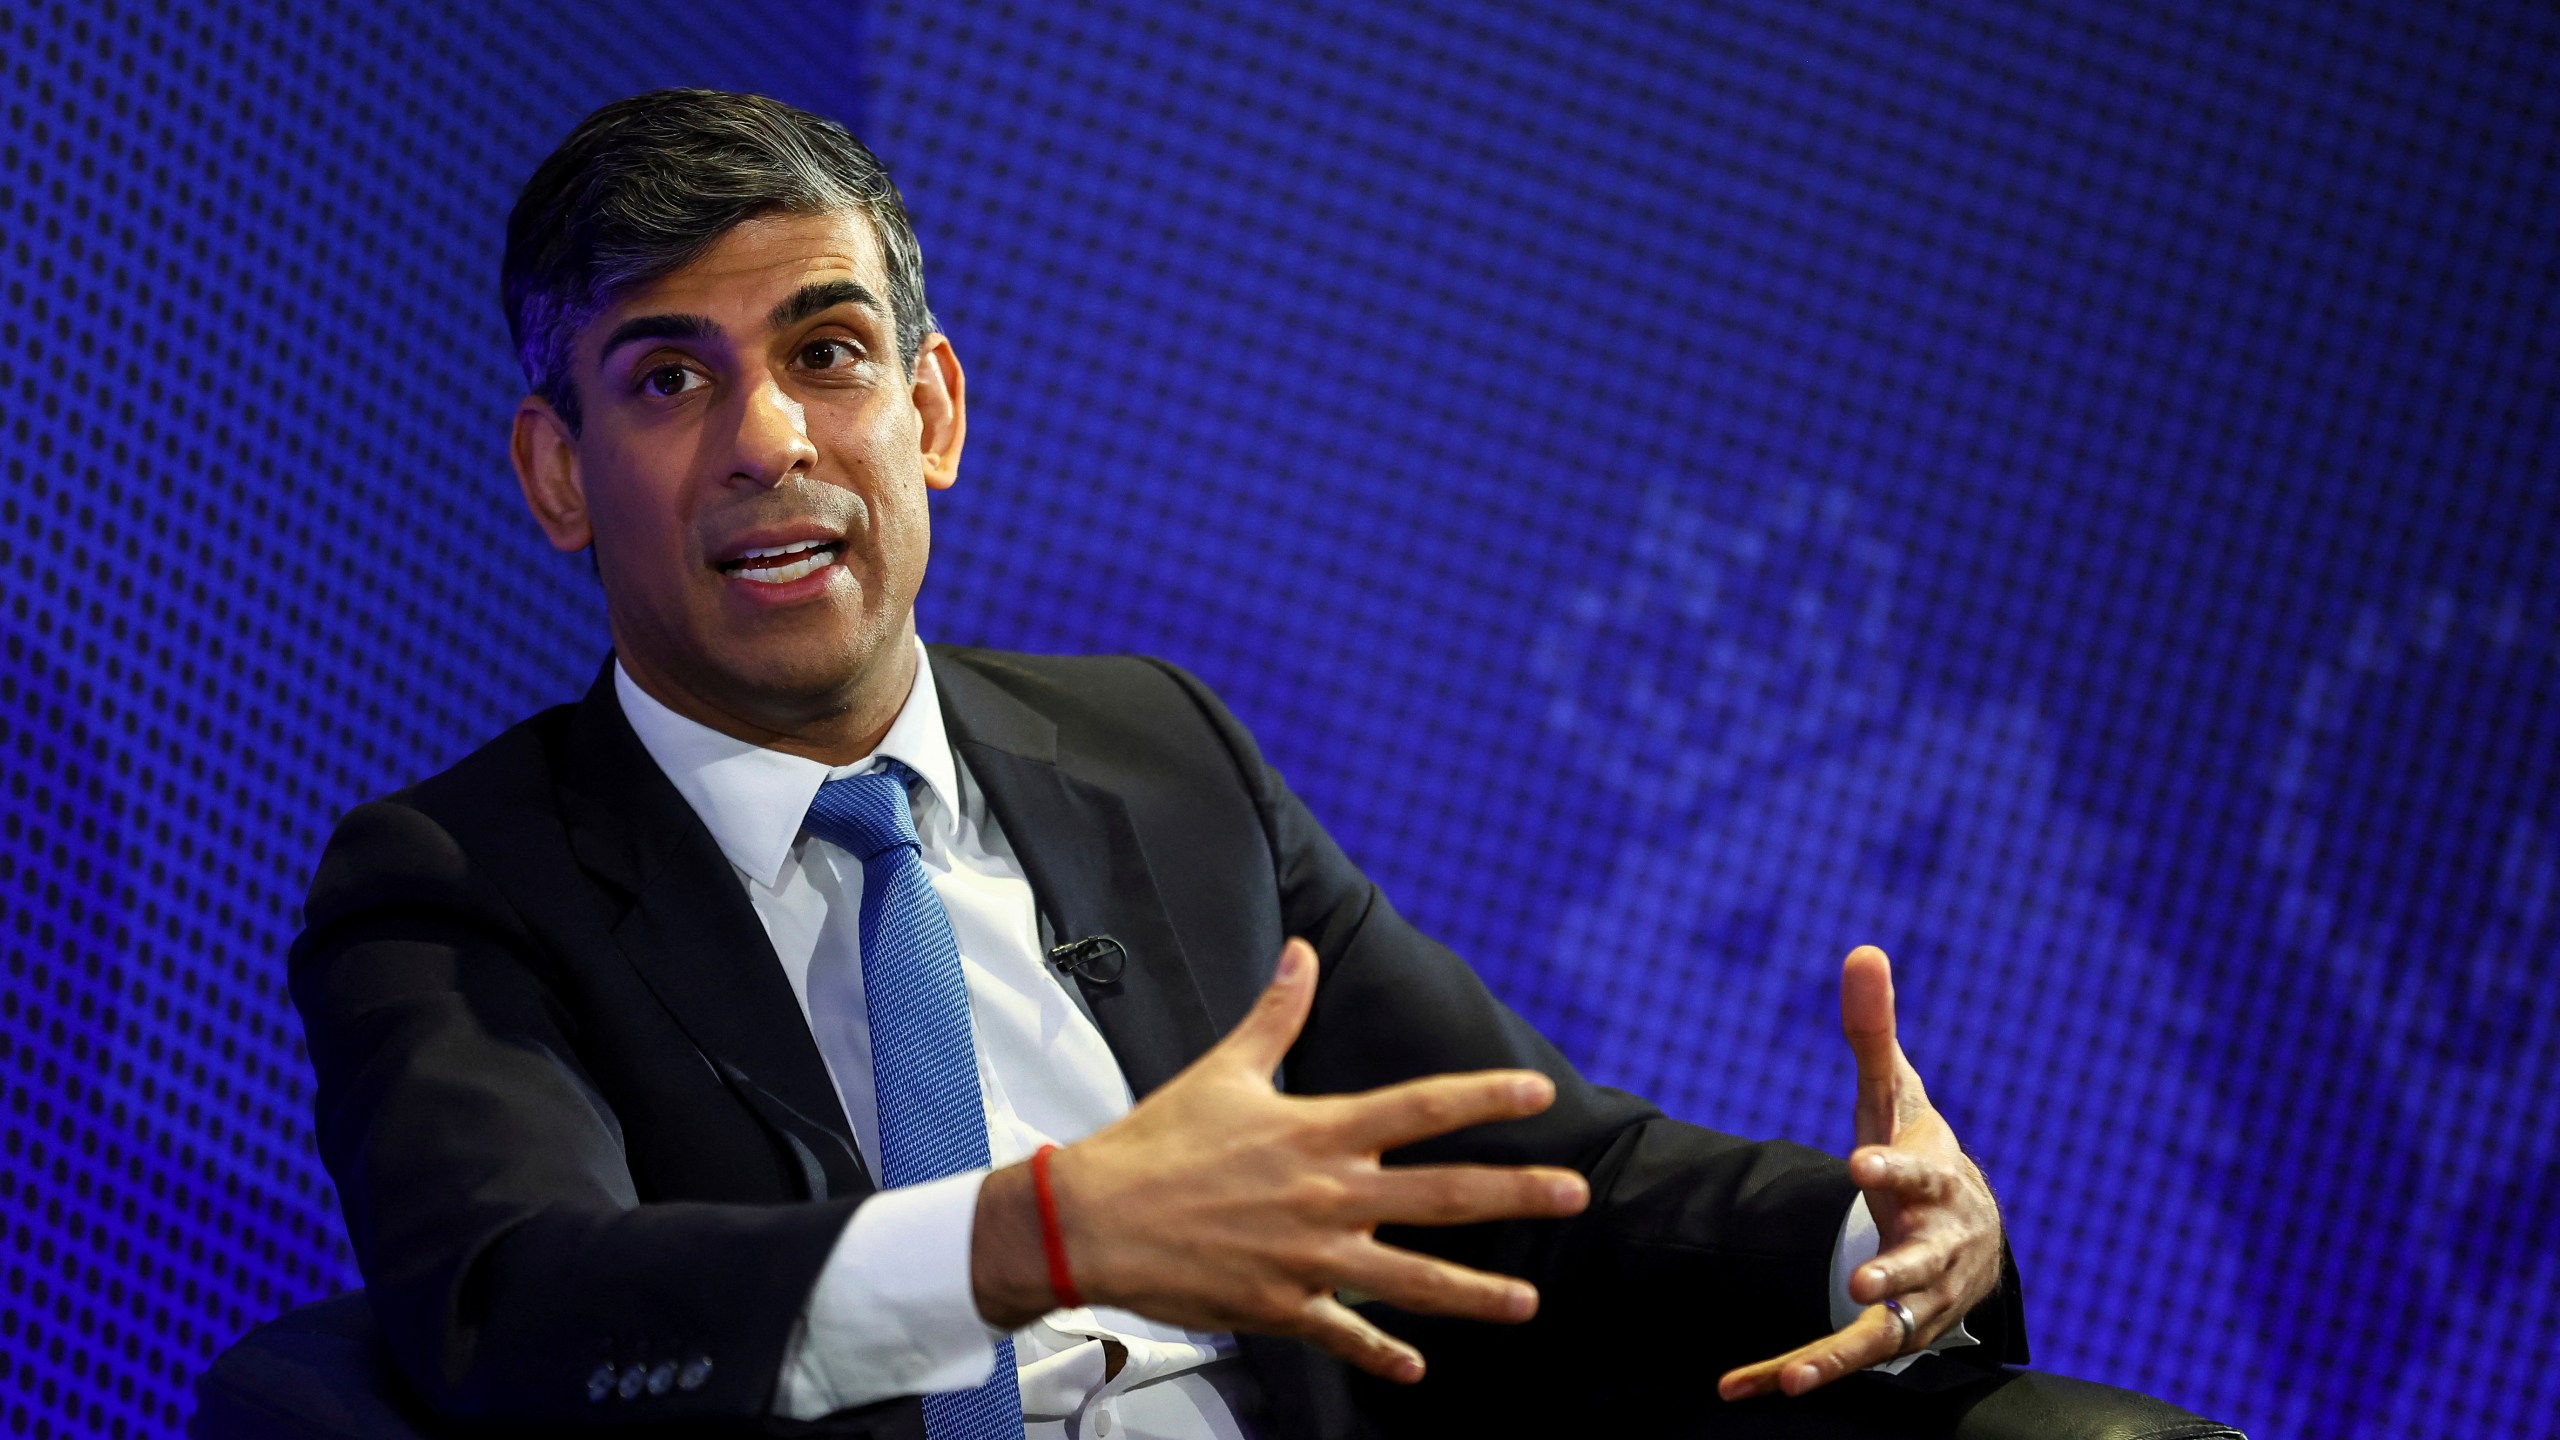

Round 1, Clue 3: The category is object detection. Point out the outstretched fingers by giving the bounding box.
[1290,1294,1427,1384]
[1358,1162,1589,1228]
[1330,1237,1543,1325]
[1851,1144,1959,1203]
[1716,1296,1925,1402]
[1330,1069,1559,1153]
[1849,1228,1961,1307]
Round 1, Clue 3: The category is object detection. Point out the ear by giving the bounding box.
[511,395,592,551]
[911,331,967,492]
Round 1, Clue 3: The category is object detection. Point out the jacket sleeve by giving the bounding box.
[1141,658,2026,1407]
[290,798,870,1428]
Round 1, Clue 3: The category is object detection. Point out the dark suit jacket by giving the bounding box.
[290,646,2025,1438]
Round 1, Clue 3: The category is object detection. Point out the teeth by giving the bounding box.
[735,550,835,585]
[736,540,827,561]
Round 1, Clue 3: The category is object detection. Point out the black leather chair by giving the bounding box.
[194,1292,2245,1439]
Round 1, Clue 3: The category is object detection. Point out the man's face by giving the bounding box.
[514,209,961,735]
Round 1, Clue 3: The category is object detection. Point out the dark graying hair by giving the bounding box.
[503,89,935,432]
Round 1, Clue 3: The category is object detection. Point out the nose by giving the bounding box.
[725,371,817,489]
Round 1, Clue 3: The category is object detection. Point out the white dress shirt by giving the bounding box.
[619,641,1260,1439]
[615,638,1966,1438]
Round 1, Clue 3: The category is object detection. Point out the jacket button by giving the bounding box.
[677,1355,714,1392]
[616,1365,647,1400]
[585,1364,615,1402]
[646,1361,677,1397]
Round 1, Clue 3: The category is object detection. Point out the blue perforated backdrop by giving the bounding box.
[3,3,2555,1437]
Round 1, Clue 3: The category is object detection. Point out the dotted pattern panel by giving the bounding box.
[868,3,2560,1436]
[0,3,861,1435]
[3,4,2554,1438]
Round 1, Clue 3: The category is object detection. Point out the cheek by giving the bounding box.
[581,470,705,621]
[816,406,932,525]
[817,393,919,469]
[583,445,695,555]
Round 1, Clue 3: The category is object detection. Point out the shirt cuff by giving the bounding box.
[776,1170,1003,1418]
[1830,1192,1978,1376]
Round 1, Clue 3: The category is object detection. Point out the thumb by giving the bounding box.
[1216,937,1319,1078]
[1841,945,1901,1146]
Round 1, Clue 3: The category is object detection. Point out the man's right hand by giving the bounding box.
[970,937,1590,1383]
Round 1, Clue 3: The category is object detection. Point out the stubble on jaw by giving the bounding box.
[629,495,933,760]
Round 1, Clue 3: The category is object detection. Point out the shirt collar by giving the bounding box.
[614,635,961,890]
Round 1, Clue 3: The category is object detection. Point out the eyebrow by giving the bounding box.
[768,278,886,330]
[598,311,720,362]
[595,280,887,364]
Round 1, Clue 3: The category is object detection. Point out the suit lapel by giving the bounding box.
[557,664,871,1200]
[550,649,1226,1193]
[933,650,1223,1099]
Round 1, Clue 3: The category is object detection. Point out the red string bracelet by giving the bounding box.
[1029,1143,1082,1308]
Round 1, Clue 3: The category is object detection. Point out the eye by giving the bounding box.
[642,364,705,398]
[799,337,864,370]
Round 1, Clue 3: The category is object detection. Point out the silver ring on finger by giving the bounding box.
[1883,1297,1916,1356]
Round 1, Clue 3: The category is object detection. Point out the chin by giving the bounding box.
[714,626,904,711]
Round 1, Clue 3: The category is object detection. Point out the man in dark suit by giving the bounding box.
[292,89,2020,1438]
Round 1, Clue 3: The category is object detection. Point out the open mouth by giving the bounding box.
[717,540,840,585]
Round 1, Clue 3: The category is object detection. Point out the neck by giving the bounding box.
[617,621,920,768]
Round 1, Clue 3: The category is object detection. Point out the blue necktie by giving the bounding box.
[804,762,1024,1440]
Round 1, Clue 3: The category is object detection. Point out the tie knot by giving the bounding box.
[804,761,921,861]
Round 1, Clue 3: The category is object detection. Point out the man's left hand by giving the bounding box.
[1717,944,2004,1401]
